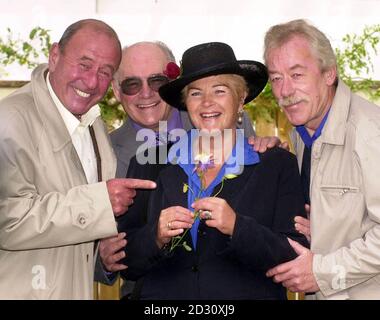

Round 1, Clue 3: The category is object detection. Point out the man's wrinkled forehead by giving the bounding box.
[64,29,120,68]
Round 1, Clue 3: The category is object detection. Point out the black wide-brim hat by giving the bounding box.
[159,42,268,110]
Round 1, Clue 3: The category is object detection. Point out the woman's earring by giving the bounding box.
[237,110,244,125]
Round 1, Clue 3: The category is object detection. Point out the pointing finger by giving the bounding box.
[121,178,157,190]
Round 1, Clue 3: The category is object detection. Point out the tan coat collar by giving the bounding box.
[320,80,351,146]
[31,64,73,151]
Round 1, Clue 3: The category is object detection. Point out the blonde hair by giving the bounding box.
[181,74,248,105]
[264,19,337,75]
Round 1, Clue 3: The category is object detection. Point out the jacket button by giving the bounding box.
[191,265,198,272]
[78,216,86,225]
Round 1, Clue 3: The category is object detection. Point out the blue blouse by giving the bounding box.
[168,129,260,249]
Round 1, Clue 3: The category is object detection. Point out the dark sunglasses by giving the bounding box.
[120,75,169,96]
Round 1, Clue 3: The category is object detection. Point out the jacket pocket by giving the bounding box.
[318,184,364,234]
[320,185,359,195]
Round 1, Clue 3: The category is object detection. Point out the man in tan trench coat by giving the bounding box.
[265,19,380,299]
[0,19,155,299]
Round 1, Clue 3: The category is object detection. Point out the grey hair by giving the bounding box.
[154,41,176,62]
[114,41,176,81]
[58,19,121,54]
[264,19,337,75]
[121,41,176,62]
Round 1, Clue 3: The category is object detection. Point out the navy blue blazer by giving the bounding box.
[120,147,308,300]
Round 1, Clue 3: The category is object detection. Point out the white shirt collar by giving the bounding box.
[46,72,101,136]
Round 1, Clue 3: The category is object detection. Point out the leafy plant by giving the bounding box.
[335,24,380,101]
[0,27,51,73]
[245,82,279,124]
[98,86,126,131]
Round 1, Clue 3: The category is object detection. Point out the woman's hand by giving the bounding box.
[156,206,194,248]
[192,197,236,236]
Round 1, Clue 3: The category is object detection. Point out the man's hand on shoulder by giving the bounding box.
[248,135,289,153]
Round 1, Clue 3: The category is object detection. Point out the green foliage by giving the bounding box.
[245,83,279,124]
[0,27,51,73]
[98,86,126,132]
[335,24,380,101]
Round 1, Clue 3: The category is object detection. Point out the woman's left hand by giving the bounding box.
[192,197,236,236]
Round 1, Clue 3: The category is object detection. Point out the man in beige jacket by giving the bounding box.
[0,19,155,299]
[265,19,380,299]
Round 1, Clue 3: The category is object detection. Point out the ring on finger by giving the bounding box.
[166,221,173,229]
[202,210,213,220]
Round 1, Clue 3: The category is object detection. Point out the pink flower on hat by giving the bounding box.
[164,62,181,80]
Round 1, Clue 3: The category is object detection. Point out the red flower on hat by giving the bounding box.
[164,62,181,80]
